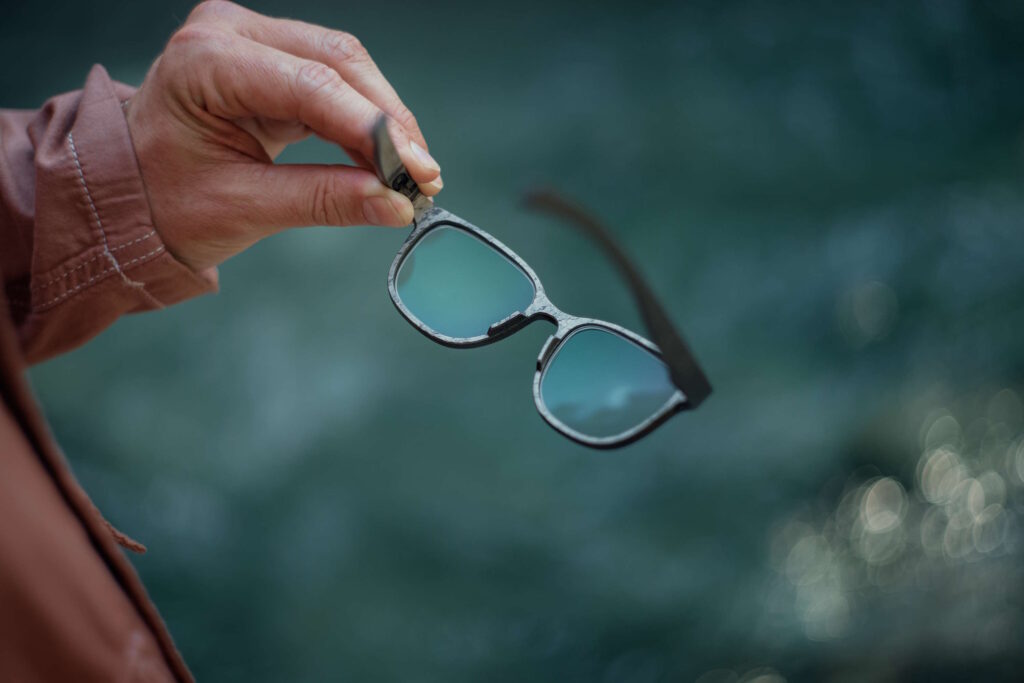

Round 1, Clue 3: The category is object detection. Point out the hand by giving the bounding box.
[125,0,443,274]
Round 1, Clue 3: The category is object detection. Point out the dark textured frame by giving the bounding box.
[373,114,709,448]
[388,206,694,448]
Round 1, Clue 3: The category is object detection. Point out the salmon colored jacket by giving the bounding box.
[0,65,215,681]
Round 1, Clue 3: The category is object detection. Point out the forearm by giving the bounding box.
[0,65,214,364]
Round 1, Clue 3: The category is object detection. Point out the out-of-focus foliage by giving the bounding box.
[6,1,1024,681]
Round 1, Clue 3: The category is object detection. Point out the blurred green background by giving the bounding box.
[5,1,1024,680]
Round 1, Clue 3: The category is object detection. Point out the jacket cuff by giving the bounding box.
[11,65,217,363]
[49,64,217,312]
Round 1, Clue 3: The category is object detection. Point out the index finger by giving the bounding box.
[194,1,429,150]
[170,28,441,185]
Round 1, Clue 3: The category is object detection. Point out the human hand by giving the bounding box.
[125,0,442,274]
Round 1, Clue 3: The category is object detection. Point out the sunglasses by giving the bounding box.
[373,117,711,448]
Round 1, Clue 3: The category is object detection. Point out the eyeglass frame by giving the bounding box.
[387,203,708,449]
[373,114,711,448]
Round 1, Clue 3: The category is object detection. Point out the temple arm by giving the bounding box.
[524,190,712,409]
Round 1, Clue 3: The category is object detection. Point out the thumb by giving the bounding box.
[229,163,415,233]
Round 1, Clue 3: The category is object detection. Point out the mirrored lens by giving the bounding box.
[540,327,677,440]
[396,226,535,339]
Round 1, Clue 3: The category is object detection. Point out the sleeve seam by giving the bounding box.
[7,244,167,312]
[66,130,165,310]
[9,230,158,294]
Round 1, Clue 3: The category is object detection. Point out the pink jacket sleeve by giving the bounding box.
[0,64,215,364]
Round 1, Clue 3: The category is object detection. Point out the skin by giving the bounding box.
[125,0,442,279]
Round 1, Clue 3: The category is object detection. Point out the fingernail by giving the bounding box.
[409,141,440,172]
[422,175,444,193]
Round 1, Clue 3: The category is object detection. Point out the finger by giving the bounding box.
[339,145,445,199]
[195,2,428,149]
[185,2,441,193]
[215,163,415,233]
[168,26,441,185]
[379,116,444,197]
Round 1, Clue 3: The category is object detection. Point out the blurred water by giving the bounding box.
[6,1,1024,680]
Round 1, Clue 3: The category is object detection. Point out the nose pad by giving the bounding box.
[487,311,527,338]
[537,334,561,371]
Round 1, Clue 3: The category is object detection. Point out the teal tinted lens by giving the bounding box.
[396,226,535,339]
[540,328,677,439]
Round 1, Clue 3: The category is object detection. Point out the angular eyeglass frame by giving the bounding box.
[387,205,709,448]
[373,115,711,448]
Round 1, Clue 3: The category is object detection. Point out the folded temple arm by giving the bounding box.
[523,190,712,409]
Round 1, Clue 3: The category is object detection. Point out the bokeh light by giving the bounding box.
[765,388,1024,671]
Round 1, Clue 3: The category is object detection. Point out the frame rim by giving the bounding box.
[532,323,686,449]
[388,208,545,348]
[388,206,687,448]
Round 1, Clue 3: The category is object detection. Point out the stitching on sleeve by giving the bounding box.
[28,245,167,311]
[19,230,157,293]
[66,131,164,309]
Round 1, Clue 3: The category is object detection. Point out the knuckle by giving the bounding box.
[187,0,239,23]
[294,61,342,99]
[168,24,228,50]
[392,105,419,137]
[310,175,357,226]
[322,30,368,62]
